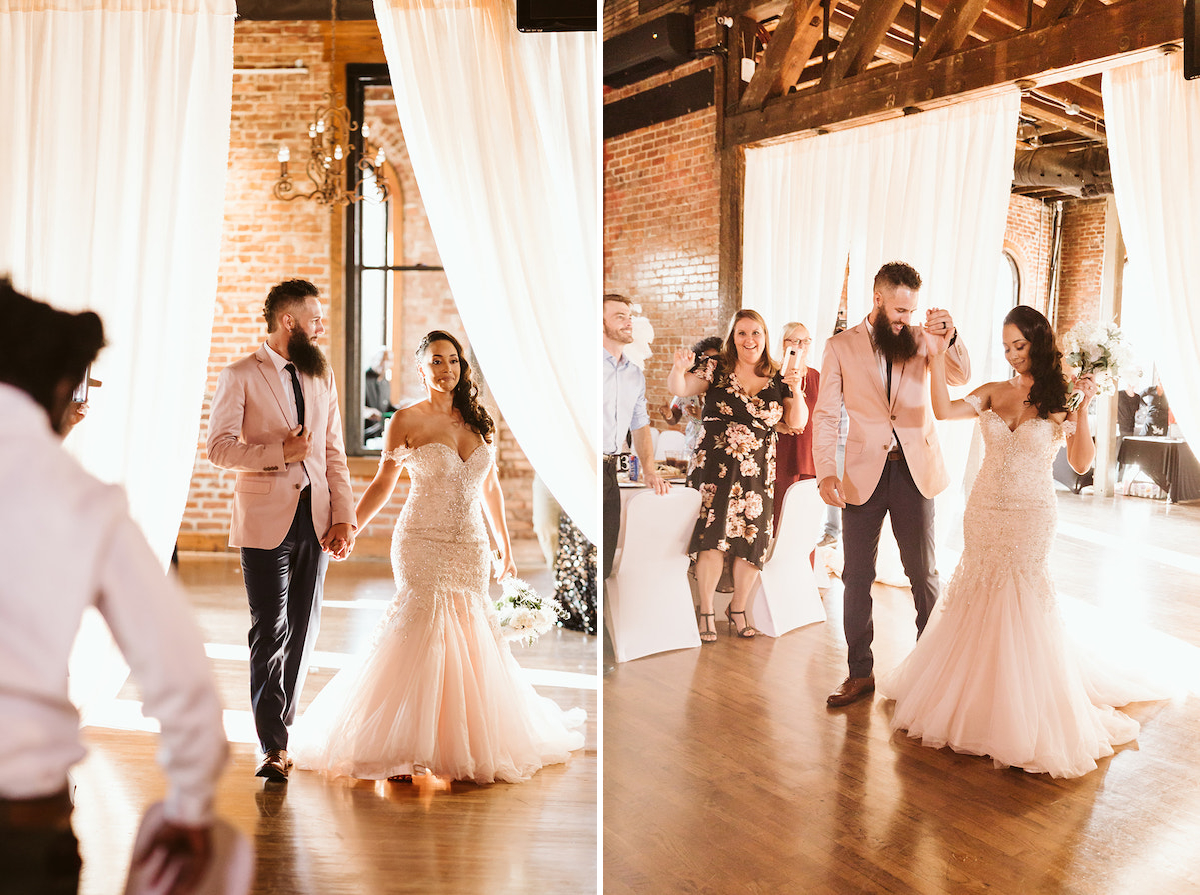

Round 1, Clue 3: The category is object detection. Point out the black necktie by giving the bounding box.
[285,363,305,429]
[886,359,893,402]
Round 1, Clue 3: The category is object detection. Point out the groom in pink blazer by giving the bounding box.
[812,262,970,707]
[207,279,356,780]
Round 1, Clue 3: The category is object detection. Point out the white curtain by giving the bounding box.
[0,0,236,564]
[373,0,599,543]
[743,92,1020,492]
[1104,53,1200,447]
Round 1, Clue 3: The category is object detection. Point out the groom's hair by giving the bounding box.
[263,278,319,333]
[0,277,106,418]
[874,261,922,292]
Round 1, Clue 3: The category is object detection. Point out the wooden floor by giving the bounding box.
[71,547,598,895]
[603,490,1200,894]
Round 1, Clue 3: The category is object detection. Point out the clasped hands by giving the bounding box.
[321,522,355,561]
[922,308,957,355]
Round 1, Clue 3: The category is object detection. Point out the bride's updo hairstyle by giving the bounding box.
[1004,305,1070,418]
[416,330,495,443]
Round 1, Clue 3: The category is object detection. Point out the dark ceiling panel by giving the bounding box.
[236,0,375,20]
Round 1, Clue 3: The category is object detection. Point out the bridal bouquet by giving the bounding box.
[1061,320,1135,411]
[494,577,565,647]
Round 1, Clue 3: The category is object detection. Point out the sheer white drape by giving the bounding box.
[0,0,236,564]
[1104,53,1200,446]
[743,92,1020,490]
[373,0,598,543]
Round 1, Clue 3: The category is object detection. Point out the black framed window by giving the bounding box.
[344,63,444,454]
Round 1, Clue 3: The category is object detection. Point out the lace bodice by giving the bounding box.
[956,396,1072,603]
[377,441,495,620]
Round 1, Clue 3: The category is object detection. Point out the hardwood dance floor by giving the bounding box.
[604,490,1200,894]
[71,547,598,895]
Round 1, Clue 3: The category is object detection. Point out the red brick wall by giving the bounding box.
[178,21,532,555]
[1054,197,1108,335]
[1004,194,1054,315]
[604,5,723,420]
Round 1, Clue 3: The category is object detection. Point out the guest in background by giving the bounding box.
[1143,380,1169,435]
[603,293,668,582]
[668,310,804,642]
[661,336,722,459]
[1116,379,1140,442]
[363,347,396,443]
[0,279,227,894]
[772,321,819,535]
[820,320,850,548]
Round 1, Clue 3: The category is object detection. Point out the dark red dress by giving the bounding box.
[772,367,820,534]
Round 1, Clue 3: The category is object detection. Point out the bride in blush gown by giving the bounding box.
[291,330,585,783]
[879,306,1165,779]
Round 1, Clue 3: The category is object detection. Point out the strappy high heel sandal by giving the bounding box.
[698,612,718,644]
[725,606,756,638]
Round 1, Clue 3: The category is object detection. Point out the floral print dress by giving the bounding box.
[686,356,791,568]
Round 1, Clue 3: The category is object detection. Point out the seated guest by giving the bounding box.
[363,347,397,442]
[0,279,227,894]
[772,321,819,535]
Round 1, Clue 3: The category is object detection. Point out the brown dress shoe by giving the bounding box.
[827,675,875,707]
[256,748,291,781]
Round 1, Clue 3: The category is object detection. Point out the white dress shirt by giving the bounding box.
[264,341,310,487]
[0,384,227,825]
[602,346,649,455]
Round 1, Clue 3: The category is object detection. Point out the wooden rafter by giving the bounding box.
[726,0,1181,147]
[913,0,992,62]
[1034,0,1088,28]
[819,0,910,86]
[739,0,827,110]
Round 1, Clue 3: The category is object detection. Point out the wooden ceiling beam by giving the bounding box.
[914,0,993,61]
[726,0,1180,147]
[819,0,911,86]
[1020,96,1105,140]
[740,0,828,110]
[1035,0,1088,27]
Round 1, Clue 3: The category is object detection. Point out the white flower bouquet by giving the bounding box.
[494,577,565,646]
[1061,320,1136,410]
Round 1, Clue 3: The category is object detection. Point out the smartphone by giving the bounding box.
[781,345,798,377]
[71,366,90,404]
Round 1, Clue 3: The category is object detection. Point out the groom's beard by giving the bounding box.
[872,315,920,365]
[288,329,328,378]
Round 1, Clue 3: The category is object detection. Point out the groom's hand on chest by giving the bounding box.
[283,425,312,464]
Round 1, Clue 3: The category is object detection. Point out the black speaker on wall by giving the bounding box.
[517,0,596,32]
[1187,0,1199,80]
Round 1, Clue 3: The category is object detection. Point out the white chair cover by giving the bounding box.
[605,488,703,662]
[654,429,687,460]
[749,479,827,637]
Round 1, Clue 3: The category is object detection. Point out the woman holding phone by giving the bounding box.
[668,310,805,642]
[772,321,820,534]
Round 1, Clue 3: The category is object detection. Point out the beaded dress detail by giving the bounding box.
[291,442,585,783]
[878,396,1159,778]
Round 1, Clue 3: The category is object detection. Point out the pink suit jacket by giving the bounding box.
[812,320,971,505]
[206,345,356,549]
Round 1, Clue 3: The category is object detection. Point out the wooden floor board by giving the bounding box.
[604,490,1200,894]
[72,550,597,895]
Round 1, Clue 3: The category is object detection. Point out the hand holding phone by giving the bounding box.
[781,345,799,378]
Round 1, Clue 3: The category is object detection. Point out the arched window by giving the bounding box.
[985,250,1022,380]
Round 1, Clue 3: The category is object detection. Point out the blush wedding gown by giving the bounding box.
[291,442,585,783]
[878,397,1168,778]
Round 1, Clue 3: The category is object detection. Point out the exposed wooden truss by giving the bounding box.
[725,0,1182,152]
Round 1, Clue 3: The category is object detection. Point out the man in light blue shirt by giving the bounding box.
[602,294,667,579]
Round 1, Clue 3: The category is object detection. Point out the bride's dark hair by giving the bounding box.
[1004,305,1069,418]
[415,330,495,443]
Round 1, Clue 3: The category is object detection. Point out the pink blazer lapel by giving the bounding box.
[851,323,889,408]
[253,346,293,427]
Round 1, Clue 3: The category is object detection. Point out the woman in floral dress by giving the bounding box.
[668,310,805,642]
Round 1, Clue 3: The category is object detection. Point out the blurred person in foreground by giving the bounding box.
[0,278,227,894]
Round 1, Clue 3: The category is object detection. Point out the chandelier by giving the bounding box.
[272,0,388,207]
